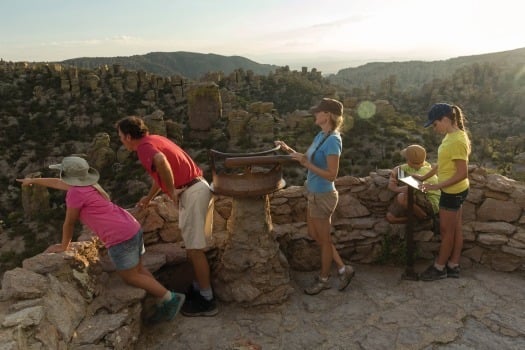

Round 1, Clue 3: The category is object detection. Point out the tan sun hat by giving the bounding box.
[49,156,100,186]
[400,145,426,168]
[309,98,343,116]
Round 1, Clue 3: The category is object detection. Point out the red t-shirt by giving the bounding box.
[136,134,202,193]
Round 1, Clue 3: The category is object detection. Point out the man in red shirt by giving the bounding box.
[116,116,217,317]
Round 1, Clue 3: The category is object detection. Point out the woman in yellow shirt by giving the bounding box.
[414,103,471,280]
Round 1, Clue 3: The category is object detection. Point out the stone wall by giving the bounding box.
[271,166,525,272]
[1,166,524,348]
[0,241,145,349]
[0,197,187,350]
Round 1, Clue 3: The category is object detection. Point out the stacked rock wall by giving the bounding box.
[0,242,145,349]
[1,166,524,348]
[270,166,525,272]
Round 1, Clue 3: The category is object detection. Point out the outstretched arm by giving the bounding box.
[16,177,71,191]
[421,160,467,192]
[274,140,297,154]
[138,182,161,208]
[412,164,438,182]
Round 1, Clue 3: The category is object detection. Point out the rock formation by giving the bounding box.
[187,83,222,131]
[20,172,50,219]
[87,132,116,174]
[143,110,167,137]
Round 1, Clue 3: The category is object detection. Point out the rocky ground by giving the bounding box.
[137,263,525,350]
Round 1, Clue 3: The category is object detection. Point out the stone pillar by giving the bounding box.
[20,173,50,218]
[87,132,116,175]
[143,110,167,136]
[212,196,293,305]
[227,109,250,150]
[187,83,222,131]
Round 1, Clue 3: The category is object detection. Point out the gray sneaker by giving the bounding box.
[338,266,355,291]
[419,264,447,281]
[446,265,460,278]
[304,276,331,295]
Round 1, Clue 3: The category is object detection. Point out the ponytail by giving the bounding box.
[451,105,467,131]
[92,183,111,201]
[451,105,471,153]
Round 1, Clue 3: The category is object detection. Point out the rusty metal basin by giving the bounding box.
[208,146,296,197]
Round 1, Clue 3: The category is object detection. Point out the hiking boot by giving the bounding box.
[304,276,331,295]
[419,264,447,281]
[338,266,355,291]
[146,291,185,324]
[446,265,460,278]
[181,292,218,317]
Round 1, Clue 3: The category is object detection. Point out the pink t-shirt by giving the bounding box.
[66,186,141,248]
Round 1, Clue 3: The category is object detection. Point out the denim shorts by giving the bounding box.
[439,189,469,211]
[107,229,145,271]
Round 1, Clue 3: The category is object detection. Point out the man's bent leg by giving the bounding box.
[187,249,211,290]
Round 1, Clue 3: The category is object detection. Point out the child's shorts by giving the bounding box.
[107,229,145,271]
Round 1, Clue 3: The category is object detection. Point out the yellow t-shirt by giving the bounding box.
[437,130,470,194]
[400,162,440,214]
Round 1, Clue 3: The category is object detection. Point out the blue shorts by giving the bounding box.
[439,189,468,211]
[107,229,146,271]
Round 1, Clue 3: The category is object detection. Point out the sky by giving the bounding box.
[1,0,524,73]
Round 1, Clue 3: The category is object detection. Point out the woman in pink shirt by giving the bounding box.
[17,156,184,324]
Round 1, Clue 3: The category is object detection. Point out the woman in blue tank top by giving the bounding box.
[275,98,355,295]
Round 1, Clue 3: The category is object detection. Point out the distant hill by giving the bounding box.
[60,51,280,79]
[330,47,525,91]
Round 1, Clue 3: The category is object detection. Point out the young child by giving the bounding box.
[386,144,440,226]
[17,156,185,323]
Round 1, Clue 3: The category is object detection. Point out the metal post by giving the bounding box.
[402,186,418,280]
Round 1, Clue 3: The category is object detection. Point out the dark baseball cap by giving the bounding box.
[424,103,452,128]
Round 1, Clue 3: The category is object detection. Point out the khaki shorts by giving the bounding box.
[307,191,338,219]
[178,180,214,250]
[388,191,433,217]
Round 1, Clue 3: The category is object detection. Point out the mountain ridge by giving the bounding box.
[57,47,525,90]
[330,47,525,91]
[60,51,280,79]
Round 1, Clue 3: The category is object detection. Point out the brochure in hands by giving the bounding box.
[397,168,423,190]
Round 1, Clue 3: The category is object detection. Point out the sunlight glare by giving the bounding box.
[357,101,376,119]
